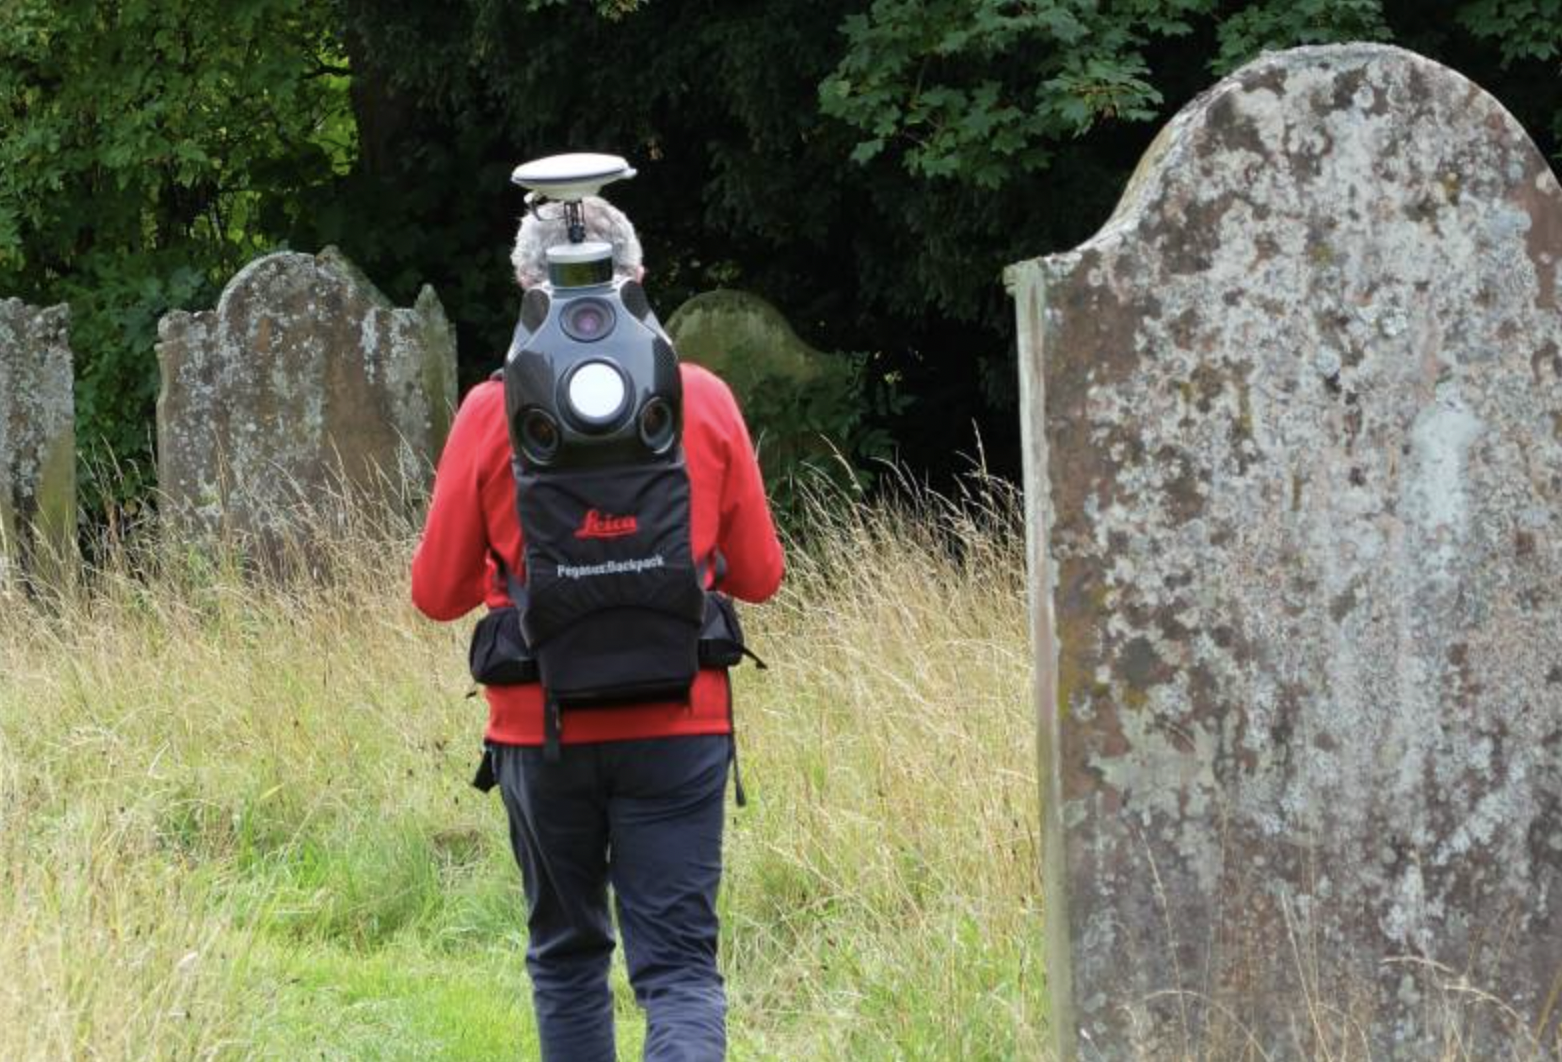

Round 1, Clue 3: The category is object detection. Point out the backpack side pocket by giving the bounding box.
[697,593,747,669]
[469,607,539,686]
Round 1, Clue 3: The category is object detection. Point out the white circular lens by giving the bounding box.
[568,362,627,422]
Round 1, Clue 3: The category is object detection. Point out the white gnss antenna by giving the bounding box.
[511,153,637,244]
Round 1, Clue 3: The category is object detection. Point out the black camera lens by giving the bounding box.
[561,298,616,342]
[520,409,561,465]
[573,306,606,336]
[520,288,551,333]
[638,398,677,454]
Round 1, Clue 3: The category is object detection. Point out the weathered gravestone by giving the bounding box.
[0,299,75,585]
[157,247,456,538]
[666,289,858,484]
[1007,44,1562,1060]
[666,289,827,388]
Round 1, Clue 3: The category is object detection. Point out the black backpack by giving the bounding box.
[467,365,759,766]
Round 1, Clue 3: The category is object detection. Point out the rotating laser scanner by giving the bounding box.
[504,153,681,471]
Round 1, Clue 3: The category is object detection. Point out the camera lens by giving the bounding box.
[638,398,676,454]
[520,289,550,333]
[520,409,560,465]
[565,361,628,428]
[561,298,616,342]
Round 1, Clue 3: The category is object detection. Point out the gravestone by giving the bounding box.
[1007,44,1562,1060]
[0,299,75,585]
[157,247,456,537]
[667,289,861,489]
[666,289,827,388]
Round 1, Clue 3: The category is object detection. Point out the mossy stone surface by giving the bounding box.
[666,289,866,491]
[0,298,75,585]
[155,247,458,539]
[666,289,826,390]
[1009,44,1562,1060]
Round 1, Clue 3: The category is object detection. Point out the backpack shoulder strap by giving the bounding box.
[490,550,529,611]
[696,548,727,590]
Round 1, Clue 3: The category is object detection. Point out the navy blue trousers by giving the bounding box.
[492,735,730,1062]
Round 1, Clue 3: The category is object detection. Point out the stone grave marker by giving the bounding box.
[666,289,826,388]
[0,299,75,585]
[666,289,854,484]
[1007,44,1562,1060]
[157,247,457,538]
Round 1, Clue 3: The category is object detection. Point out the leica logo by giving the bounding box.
[575,509,639,540]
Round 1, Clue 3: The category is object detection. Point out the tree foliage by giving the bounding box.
[1212,0,1390,69]
[0,0,352,502]
[1458,0,1562,64]
[1,0,1558,511]
[820,0,1213,187]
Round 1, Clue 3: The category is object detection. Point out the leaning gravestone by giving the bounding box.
[1008,44,1562,1060]
[157,247,456,538]
[0,299,75,585]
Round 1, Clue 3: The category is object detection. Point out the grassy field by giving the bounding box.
[0,478,1042,1060]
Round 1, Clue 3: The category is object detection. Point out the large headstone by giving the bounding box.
[0,299,75,585]
[157,247,457,537]
[1008,44,1562,1060]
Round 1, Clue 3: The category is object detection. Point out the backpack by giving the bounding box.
[467,272,760,769]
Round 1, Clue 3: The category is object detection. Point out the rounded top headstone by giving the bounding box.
[1014,43,1560,295]
[664,289,825,385]
[1007,43,1562,1061]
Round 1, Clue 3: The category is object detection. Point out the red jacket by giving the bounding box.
[411,363,784,745]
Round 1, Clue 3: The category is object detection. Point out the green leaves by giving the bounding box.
[0,0,357,511]
[1044,54,1165,132]
[819,0,1217,189]
[1458,0,1562,64]
[1213,0,1391,73]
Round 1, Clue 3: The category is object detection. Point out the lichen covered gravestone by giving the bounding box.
[0,299,75,584]
[157,247,457,537]
[1007,44,1562,1059]
[666,289,853,483]
[666,289,826,387]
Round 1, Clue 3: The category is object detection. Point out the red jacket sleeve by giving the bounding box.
[411,386,498,621]
[713,383,784,604]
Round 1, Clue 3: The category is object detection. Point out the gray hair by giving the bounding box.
[510,195,643,288]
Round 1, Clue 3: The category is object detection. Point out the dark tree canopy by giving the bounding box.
[2,0,1558,510]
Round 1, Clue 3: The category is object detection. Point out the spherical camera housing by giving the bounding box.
[504,153,680,473]
[504,262,681,472]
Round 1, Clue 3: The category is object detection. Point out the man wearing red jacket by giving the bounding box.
[411,196,783,1062]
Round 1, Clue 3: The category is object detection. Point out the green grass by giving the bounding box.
[0,480,1045,1060]
[243,940,546,1061]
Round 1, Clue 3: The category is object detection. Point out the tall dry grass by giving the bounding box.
[0,472,1042,1060]
[3,471,1549,1060]
[726,469,1041,1057]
